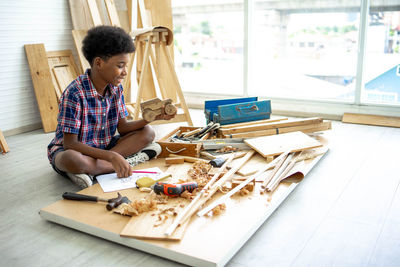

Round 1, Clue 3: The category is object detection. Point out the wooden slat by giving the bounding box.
[342,113,400,128]
[220,117,323,135]
[68,0,94,30]
[220,118,288,129]
[87,0,103,26]
[24,44,59,133]
[226,121,332,138]
[0,130,10,154]
[104,0,121,27]
[244,131,322,158]
[72,30,90,74]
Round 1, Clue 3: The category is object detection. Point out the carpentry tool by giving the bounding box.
[152,182,198,197]
[191,138,250,150]
[62,192,130,210]
[209,157,226,167]
[193,122,220,139]
[135,173,172,188]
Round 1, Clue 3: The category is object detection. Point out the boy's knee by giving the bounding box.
[142,125,155,143]
[58,150,88,173]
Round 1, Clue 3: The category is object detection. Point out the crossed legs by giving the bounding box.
[54,125,155,176]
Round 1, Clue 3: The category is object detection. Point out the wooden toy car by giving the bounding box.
[140,97,177,122]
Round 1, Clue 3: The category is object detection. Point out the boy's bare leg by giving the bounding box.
[55,125,155,175]
[111,125,155,157]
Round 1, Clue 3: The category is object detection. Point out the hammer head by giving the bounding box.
[106,192,131,210]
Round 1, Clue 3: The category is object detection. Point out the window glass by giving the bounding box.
[172,1,244,95]
[362,6,400,105]
[249,1,361,102]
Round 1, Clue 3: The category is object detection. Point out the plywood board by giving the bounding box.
[244,131,322,157]
[40,151,327,267]
[342,113,400,128]
[24,44,59,133]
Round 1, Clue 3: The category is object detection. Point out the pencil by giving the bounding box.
[131,170,159,174]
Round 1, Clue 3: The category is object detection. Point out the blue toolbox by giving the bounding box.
[204,97,271,125]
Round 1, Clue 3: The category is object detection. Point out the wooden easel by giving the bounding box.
[0,130,10,154]
[125,28,193,125]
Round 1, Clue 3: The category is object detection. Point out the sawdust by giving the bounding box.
[211,203,226,215]
[187,161,212,188]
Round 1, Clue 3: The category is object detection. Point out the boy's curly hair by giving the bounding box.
[82,25,135,65]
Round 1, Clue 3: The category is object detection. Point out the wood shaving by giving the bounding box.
[212,203,226,215]
[239,188,250,196]
[114,198,158,216]
[188,161,212,188]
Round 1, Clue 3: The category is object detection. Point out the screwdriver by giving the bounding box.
[152,182,198,197]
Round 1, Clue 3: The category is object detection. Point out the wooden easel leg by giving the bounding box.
[134,36,153,120]
[0,130,10,154]
[122,51,136,102]
[161,45,193,126]
[149,46,168,99]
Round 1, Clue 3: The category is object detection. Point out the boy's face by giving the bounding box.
[97,53,130,87]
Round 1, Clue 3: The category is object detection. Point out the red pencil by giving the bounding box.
[131,170,159,174]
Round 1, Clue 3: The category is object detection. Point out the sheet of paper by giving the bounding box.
[96,167,163,192]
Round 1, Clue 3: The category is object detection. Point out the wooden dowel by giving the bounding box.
[165,154,235,236]
[265,152,294,191]
[180,151,254,223]
[267,153,302,192]
[261,151,290,188]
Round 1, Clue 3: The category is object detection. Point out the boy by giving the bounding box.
[47,26,174,188]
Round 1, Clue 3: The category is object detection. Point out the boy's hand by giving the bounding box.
[155,111,176,121]
[109,151,132,178]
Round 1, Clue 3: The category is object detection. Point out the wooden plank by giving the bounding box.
[47,50,79,101]
[68,0,94,30]
[244,131,322,158]
[220,117,323,135]
[0,130,10,154]
[220,118,288,129]
[227,121,332,138]
[120,163,192,240]
[342,113,400,128]
[237,153,269,176]
[104,0,121,27]
[72,30,90,74]
[87,0,103,26]
[24,44,59,133]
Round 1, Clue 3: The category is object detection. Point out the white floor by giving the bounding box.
[1,109,400,267]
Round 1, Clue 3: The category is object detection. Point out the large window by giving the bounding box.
[362,6,400,105]
[172,0,400,110]
[249,2,360,102]
[172,1,244,95]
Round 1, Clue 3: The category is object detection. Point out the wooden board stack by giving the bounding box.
[218,117,332,138]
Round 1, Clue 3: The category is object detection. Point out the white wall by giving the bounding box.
[0,0,74,135]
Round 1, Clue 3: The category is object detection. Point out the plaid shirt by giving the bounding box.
[47,69,128,163]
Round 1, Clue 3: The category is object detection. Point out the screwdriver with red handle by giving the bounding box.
[152,182,198,197]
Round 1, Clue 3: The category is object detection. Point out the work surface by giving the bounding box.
[39,150,325,267]
[1,113,400,267]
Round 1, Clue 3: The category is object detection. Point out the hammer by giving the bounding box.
[62,192,131,210]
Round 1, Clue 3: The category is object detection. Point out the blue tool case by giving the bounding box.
[204,97,271,125]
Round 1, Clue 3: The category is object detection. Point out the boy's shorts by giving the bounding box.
[51,135,121,178]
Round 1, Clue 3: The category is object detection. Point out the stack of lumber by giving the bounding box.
[218,117,331,138]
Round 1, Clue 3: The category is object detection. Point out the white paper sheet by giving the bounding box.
[96,167,163,192]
